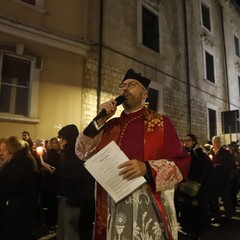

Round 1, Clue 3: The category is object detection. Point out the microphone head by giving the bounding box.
[115,95,126,106]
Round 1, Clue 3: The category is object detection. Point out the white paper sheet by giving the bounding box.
[84,141,146,202]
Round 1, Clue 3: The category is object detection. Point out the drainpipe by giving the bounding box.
[220,4,230,110]
[183,0,191,132]
[97,0,104,110]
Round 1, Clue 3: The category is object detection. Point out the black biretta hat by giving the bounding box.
[122,69,151,90]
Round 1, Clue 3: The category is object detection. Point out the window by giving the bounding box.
[142,6,159,52]
[0,45,41,121]
[234,35,240,58]
[205,50,215,83]
[20,0,36,5]
[201,3,211,31]
[137,0,160,53]
[146,87,159,111]
[13,0,45,9]
[146,81,163,113]
[0,55,30,116]
[208,108,217,139]
[238,75,240,98]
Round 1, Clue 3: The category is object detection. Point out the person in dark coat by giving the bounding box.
[177,133,214,240]
[22,130,34,152]
[41,124,95,240]
[42,137,61,231]
[0,136,39,240]
[208,136,236,224]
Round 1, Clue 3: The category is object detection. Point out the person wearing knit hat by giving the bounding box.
[58,124,79,145]
[76,68,190,240]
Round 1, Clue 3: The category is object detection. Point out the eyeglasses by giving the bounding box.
[118,81,140,90]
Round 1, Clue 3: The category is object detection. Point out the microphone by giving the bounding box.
[93,95,126,121]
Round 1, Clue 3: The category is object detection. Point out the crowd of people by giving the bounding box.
[0,69,240,240]
[0,127,95,240]
[175,134,240,240]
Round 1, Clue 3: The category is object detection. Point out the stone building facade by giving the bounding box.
[0,0,240,145]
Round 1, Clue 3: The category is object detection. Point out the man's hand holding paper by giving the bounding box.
[84,141,146,203]
[118,159,147,180]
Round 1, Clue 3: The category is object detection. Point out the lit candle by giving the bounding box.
[36,146,44,164]
[36,146,44,156]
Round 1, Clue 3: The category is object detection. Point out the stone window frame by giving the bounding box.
[206,102,218,140]
[0,43,41,123]
[200,0,212,33]
[203,47,215,84]
[238,74,240,99]
[137,0,160,53]
[234,34,240,58]
[147,81,163,114]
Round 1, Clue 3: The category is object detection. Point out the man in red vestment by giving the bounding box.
[75,69,190,240]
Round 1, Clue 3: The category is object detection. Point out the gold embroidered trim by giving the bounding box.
[144,110,164,132]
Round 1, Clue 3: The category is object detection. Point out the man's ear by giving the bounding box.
[143,91,148,100]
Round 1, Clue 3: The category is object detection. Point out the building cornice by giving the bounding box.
[0,17,89,56]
